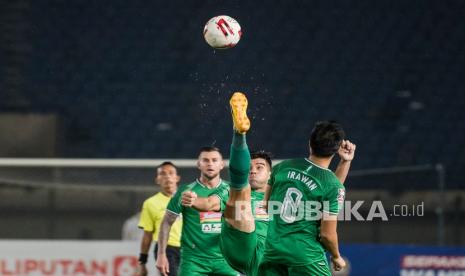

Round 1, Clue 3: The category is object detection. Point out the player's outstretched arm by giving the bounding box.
[335,140,356,184]
[320,214,346,271]
[181,191,221,212]
[156,212,178,276]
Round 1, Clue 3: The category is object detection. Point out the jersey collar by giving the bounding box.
[304,158,331,171]
[195,178,223,189]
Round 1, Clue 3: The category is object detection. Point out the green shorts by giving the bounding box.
[257,257,331,276]
[219,220,265,276]
[178,256,239,276]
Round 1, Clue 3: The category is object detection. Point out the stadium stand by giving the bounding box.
[4,0,462,184]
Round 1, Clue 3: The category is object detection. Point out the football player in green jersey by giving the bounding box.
[182,149,272,276]
[259,120,356,276]
[156,147,239,276]
[181,92,269,276]
[183,92,355,276]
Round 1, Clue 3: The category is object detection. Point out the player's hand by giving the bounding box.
[136,264,148,276]
[155,254,170,276]
[181,191,197,207]
[338,140,356,162]
[331,255,346,271]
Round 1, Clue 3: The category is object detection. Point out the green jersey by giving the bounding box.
[217,189,269,276]
[251,190,269,240]
[263,158,345,266]
[214,189,269,239]
[167,179,230,260]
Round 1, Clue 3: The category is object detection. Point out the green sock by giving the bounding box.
[229,131,251,190]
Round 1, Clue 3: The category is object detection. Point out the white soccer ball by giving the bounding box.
[203,15,242,49]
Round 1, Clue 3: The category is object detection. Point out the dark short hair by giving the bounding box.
[198,146,223,157]
[250,150,273,168]
[157,161,178,171]
[309,121,345,157]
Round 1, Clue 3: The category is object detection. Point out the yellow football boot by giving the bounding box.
[229,92,250,134]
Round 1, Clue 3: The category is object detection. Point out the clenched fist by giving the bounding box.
[338,140,356,162]
[181,191,197,207]
[331,255,347,271]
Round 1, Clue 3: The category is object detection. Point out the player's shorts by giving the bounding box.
[219,219,265,276]
[258,257,331,276]
[178,256,240,276]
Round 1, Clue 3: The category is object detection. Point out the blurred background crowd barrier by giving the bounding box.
[0,158,462,246]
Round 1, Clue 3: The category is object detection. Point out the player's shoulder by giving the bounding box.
[179,181,197,191]
[143,193,159,205]
[271,158,308,175]
[275,158,307,168]
[271,158,290,171]
[304,159,339,181]
[152,192,165,200]
[210,180,230,195]
[218,179,231,189]
[321,171,343,190]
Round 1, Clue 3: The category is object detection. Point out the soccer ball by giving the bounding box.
[203,15,242,49]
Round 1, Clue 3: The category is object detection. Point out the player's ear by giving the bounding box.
[196,160,201,169]
[176,175,181,183]
[220,160,225,170]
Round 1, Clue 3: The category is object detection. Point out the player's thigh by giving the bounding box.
[257,261,288,276]
[220,220,258,273]
[245,236,266,276]
[178,258,210,276]
[288,260,331,276]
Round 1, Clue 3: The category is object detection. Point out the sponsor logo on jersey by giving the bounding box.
[254,201,269,221]
[199,212,222,233]
[201,223,222,233]
[199,212,222,223]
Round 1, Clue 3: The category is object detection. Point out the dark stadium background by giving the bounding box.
[1,0,464,275]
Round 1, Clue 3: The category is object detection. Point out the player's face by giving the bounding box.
[249,158,271,190]
[197,151,224,180]
[156,165,180,195]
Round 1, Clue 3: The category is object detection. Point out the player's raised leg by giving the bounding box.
[224,92,254,232]
[218,92,259,275]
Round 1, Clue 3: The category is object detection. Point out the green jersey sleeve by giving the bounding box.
[212,184,230,211]
[323,183,345,215]
[166,186,186,215]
